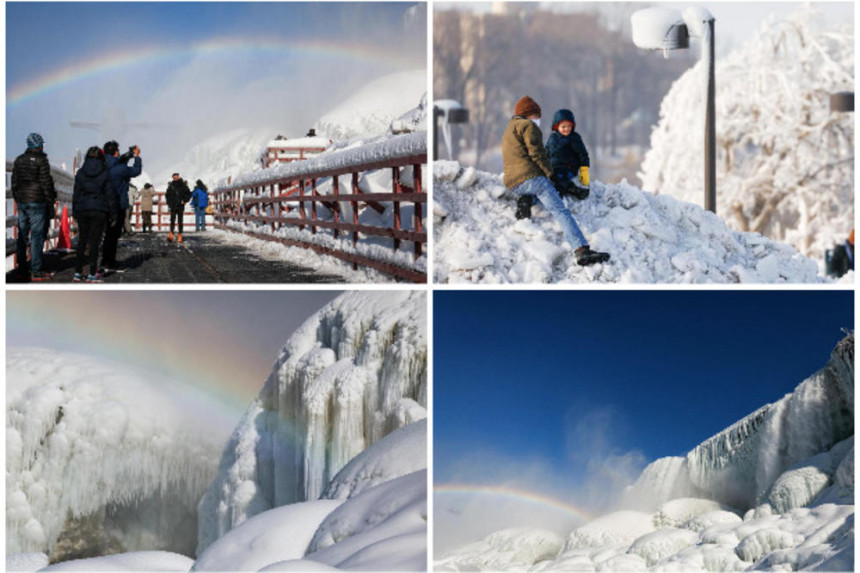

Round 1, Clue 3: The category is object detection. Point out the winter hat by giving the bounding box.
[514,96,541,118]
[551,109,576,132]
[27,133,44,149]
[144,183,153,189]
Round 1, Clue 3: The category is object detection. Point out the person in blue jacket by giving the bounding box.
[545,109,591,199]
[191,180,209,231]
[72,147,118,282]
[102,140,142,272]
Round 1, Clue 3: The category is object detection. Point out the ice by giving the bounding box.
[192,500,342,571]
[197,291,426,552]
[39,551,194,571]
[628,528,699,566]
[6,553,49,572]
[435,528,564,571]
[566,511,655,550]
[433,160,826,284]
[6,349,227,560]
[652,499,737,529]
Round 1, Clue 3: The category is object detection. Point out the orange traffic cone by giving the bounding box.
[56,205,72,251]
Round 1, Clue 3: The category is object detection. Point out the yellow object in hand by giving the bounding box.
[580,166,590,186]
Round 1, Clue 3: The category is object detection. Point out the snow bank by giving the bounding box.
[434,160,824,284]
[639,7,854,262]
[6,553,49,572]
[192,500,342,571]
[197,291,427,552]
[6,349,226,560]
[435,527,563,571]
[39,551,194,571]
[566,510,655,549]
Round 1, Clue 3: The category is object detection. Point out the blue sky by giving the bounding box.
[435,290,852,483]
[6,2,426,176]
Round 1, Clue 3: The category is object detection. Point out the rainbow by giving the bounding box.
[435,484,596,522]
[6,291,272,424]
[8,36,423,108]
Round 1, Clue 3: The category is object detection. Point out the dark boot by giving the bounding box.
[516,195,534,220]
[575,246,610,266]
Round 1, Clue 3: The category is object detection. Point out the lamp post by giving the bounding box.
[632,7,717,213]
[433,100,470,161]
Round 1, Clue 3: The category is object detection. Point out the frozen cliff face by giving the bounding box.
[197,291,427,553]
[6,349,226,561]
[631,334,854,510]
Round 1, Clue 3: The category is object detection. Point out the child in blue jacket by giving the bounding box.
[546,109,591,199]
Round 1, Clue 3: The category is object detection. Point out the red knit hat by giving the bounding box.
[514,96,541,118]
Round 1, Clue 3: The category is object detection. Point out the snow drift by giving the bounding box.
[197,291,427,553]
[639,7,854,261]
[6,350,227,562]
[434,160,824,284]
[437,334,854,571]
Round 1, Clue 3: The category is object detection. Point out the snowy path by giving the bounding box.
[433,161,826,284]
[6,230,346,283]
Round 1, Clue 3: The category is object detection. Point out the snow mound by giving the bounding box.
[322,419,427,500]
[566,510,656,549]
[639,7,854,262]
[628,528,699,566]
[197,291,427,552]
[39,551,194,571]
[6,349,226,560]
[316,70,427,141]
[434,160,825,284]
[304,470,427,570]
[652,498,737,529]
[435,528,563,571]
[193,500,342,571]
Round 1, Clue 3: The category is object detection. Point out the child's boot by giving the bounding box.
[516,195,533,220]
[575,246,610,266]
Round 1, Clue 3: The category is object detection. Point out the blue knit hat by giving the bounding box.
[27,133,44,149]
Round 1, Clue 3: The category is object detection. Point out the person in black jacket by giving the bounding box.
[72,147,118,282]
[166,173,191,243]
[101,140,142,272]
[546,109,591,200]
[11,133,57,280]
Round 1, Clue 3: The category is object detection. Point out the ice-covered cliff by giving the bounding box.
[197,291,427,553]
[630,334,854,511]
[6,350,228,561]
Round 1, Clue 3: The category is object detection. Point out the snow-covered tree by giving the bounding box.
[639,7,853,260]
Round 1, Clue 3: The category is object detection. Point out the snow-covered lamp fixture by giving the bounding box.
[632,7,717,213]
[434,100,470,161]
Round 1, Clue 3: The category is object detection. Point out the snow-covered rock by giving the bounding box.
[433,160,825,284]
[6,349,226,560]
[566,510,656,549]
[435,527,564,571]
[39,551,194,571]
[197,291,427,553]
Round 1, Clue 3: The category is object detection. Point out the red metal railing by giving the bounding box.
[210,134,427,282]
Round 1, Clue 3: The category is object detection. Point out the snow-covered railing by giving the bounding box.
[6,159,75,264]
[210,133,427,282]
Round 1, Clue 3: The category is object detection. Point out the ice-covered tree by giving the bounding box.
[639,7,853,260]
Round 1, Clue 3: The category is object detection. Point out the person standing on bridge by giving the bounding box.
[11,133,57,281]
[191,179,209,231]
[72,147,118,283]
[502,96,609,267]
[166,173,191,243]
[139,183,157,233]
[102,141,142,273]
[125,183,140,235]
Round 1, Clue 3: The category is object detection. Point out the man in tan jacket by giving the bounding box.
[502,96,609,266]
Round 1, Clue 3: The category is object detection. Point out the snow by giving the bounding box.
[192,500,343,571]
[631,8,686,50]
[639,7,854,263]
[6,349,227,560]
[315,70,427,141]
[6,553,49,572]
[437,335,854,571]
[197,291,427,552]
[268,136,331,149]
[434,160,825,284]
[39,551,194,571]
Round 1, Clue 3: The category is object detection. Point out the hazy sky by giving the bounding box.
[6,2,427,177]
[434,290,853,552]
[7,290,342,425]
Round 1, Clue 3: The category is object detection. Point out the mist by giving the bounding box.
[6,3,427,179]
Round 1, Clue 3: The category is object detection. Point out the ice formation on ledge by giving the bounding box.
[631,333,854,510]
[6,349,226,561]
[197,291,427,553]
[434,160,825,284]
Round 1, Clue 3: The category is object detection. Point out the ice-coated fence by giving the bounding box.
[6,160,75,265]
[209,133,428,283]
